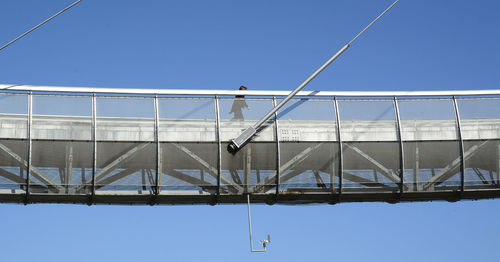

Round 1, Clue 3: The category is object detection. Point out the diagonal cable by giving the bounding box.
[0,0,82,52]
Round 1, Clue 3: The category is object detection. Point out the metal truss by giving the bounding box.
[0,87,499,205]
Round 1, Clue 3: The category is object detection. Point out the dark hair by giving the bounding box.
[239,86,247,90]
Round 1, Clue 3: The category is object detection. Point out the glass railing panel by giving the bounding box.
[339,99,399,193]
[399,98,460,192]
[0,93,28,191]
[458,98,500,190]
[32,95,92,194]
[95,97,155,193]
[158,98,217,195]
[219,98,276,195]
[277,98,338,194]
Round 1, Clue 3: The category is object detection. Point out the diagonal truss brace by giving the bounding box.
[422,140,489,191]
[0,143,62,192]
[344,143,409,189]
[343,171,393,189]
[251,143,323,192]
[165,168,217,192]
[472,168,489,185]
[94,168,140,190]
[170,143,243,192]
[95,143,150,182]
[0,168,27,185]
[77,143,150,191]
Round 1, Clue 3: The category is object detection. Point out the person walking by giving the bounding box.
[229,86,250,120]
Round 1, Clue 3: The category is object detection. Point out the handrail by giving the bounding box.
[1,84,500,97]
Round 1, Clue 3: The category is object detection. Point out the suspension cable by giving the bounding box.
[0,0,82,52]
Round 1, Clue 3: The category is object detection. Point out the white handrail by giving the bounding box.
[1,84,500,97]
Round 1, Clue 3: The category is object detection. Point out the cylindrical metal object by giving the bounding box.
[215,96,222,204]
[228,0,401,153]
[227,44,349,153]
[334,97,343,195]
[154,95,161,199]
[393,97,405,196]
[91,93,97,204]
[25,92,33,205]
[253,44,350,130]
[272,97,281,200]
[453,96,466,192]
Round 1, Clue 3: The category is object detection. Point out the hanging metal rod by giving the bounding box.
[227,0,400,154]
[247,194,270,252]
[0,0,82,52]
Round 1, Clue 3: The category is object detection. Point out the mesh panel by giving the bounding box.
[399,99,460,192]
[96,97,155,141]
[339,100,397,141]
[158,98,216,142]
[457,98,500,190]
[0,140,28,190]
[399,99,458,141]
[0,94,28,190]
[219,98,276,194]
[158,98,217,194]
[462,140,499,189]
[219,98,275,141]
[0,93,28,115]
[339,100,399,192]
[161,143,217,193]
[279,143,337,192]
[277,99,337,192]
[96,97,155,193]
[1,91,499,202]
[33,95,92,140]
[30,95,93,194]
[95,142,156,192]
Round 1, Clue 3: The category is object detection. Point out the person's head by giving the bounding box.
[239,86,247,90]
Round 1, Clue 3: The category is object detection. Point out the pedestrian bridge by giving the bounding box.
[0,84,499,205]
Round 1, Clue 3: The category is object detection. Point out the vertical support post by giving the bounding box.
[59,168,65,186]
[65,142,73,193]
[141,169,146,191]
[215,96,222,204]
[497,143,500,186]
[91,93,97,204]
[244,147,251,193]
[154,94,161,200]
[414,142,419,191]
[333,97,343,196]
[272,97,280,201]
[393,97,404,197]
[489,170,495,185]
[20,166,23,190]
[329,99,336,193]
[452,96,465,193]
[24,92,32,205]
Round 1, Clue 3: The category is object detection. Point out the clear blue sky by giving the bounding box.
[1,0,499,261]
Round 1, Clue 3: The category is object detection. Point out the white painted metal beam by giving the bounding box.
[2,84,500,97]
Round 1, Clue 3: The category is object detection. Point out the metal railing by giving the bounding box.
[0,85,499,204]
